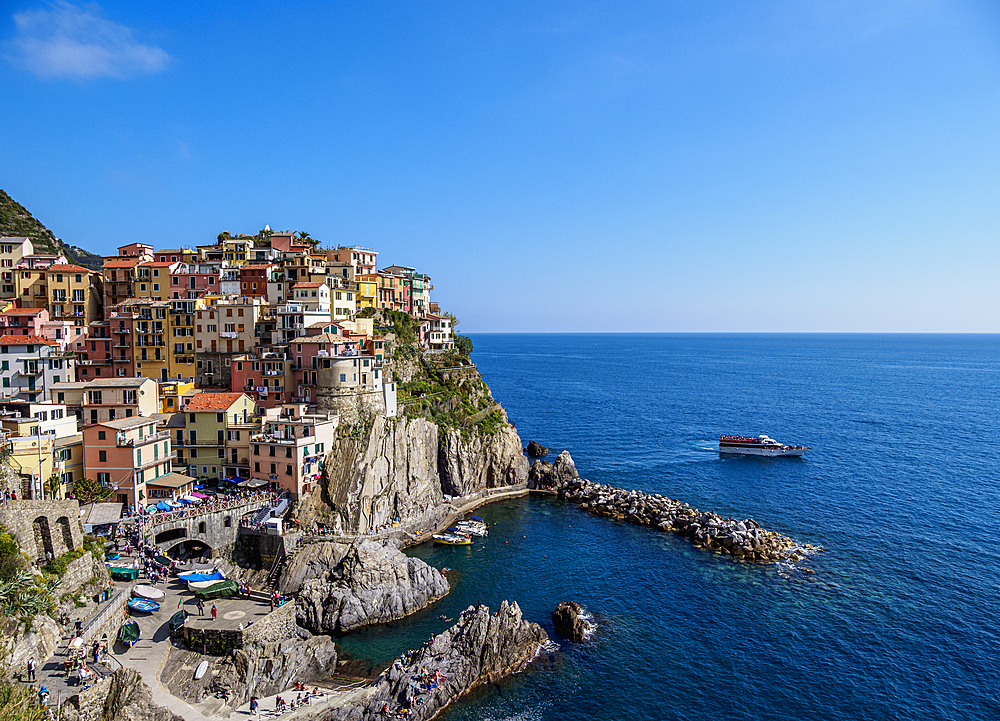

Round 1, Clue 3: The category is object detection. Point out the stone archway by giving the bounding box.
[32,516,54,561]
[155,527,187,545]
[165,538,213,561]
[56,516,74,552]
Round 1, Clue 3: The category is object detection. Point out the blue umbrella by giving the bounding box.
[156,501,171,511]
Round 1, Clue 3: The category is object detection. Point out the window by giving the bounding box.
[254,462,260,472]
[97,472,110,485]
[216,413,223,422]
[189,413,196,423]
[285,464,292,476]
[99,450,107,462]
[98,430,106,440]
[270,463,276,474]
[340,374,346,382]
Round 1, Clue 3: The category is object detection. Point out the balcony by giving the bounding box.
[117,430,171,446]
[114,342,130,348]
[135,451,177,470]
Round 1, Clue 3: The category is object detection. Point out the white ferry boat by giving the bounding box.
[719,435,809,457]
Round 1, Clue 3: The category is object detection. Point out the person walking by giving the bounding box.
[198,598,205,616]
[26,657,35,682]
[250,696,258,716]
[211,604,217,620]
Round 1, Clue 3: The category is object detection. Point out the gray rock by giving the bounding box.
[525,440,549,457]
[296,540,449,633]
[67,668,183,721]
[325,601,547,721]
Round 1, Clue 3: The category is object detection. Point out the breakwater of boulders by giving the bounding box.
[530,451,819,563]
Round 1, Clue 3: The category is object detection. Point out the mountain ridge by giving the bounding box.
[0,189,104,270]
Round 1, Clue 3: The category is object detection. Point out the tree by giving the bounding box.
[454,333,473,358]
[217,231,232,242]
[44,474,59,498]
[72,477,112,504]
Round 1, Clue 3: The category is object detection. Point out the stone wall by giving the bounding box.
[62,553,112,596]
[0,498,84,561]
[315,378,386,423]
[143,498,269,556]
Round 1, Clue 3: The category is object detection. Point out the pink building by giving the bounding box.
[288,334,358,404]
[230,352,291,409]
[171,261,222,299]
[249,406,336,498]
[82,416,186,512]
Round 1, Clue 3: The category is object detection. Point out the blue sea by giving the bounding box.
[339,334,1000,720]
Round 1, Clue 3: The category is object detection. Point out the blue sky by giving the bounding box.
[2,1,999,332]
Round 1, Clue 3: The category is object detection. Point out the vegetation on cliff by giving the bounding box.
[0,683,47,721]
[0,190,103,269]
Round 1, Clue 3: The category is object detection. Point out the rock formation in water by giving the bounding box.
[327,601,547,721]
[527,450,579,490]
[296,539,449,633]
[550,455,818,563]
[525,440,549,457]
[552,601,592,641]
[63,669,183,721]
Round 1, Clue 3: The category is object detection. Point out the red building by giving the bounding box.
[239,264,271,297]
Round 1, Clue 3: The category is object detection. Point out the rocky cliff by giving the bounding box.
[298,410,526,536]
[160,603,338,711]
[438,416,527,497]
[326,601,547,721]
[296,539,449,633]
[63,669,183,721]
[0,614,61,681]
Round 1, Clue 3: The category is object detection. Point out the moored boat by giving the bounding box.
[719,435,809,457]
[456,521,488,537]
[433,533,473,546]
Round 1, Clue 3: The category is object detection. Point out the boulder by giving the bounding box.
[552,601,592,641]
[296,539,449,633]
[525,440,549,457]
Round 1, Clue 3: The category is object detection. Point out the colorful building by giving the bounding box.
[249,407,336,498]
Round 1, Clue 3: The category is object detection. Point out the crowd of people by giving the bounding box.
[124,489,282,532]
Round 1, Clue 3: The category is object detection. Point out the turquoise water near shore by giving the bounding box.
[339,334,1000,720]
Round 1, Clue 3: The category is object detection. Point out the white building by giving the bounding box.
[426,314,453,351]
[0,236,33,300]
[291,282,331,313]
[0,334,74,402]
[220,267,241,296]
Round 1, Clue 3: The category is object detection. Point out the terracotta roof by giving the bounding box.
[293,282,324,288]
[243,263,274,269]
[145,261,178,267]
[185,392,248,411]
[154,249,186,254]
[1,308,43,316]
[48,264,89,272]
[0,334,56,346]
[103,259,143,268]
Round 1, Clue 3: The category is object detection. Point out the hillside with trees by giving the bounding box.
[0,190,103,270]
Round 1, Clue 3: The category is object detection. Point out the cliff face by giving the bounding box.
[299,416,447,535]
[300,408,526,535]
[0,614,61,680]
[296,539,449,633]
[438,413,527,497]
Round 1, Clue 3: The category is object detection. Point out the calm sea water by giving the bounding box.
[339,334,1000,720]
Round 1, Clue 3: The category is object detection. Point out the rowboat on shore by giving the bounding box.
[133,585,165,600]
[118,621,140,648]
[127,598,161,613]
